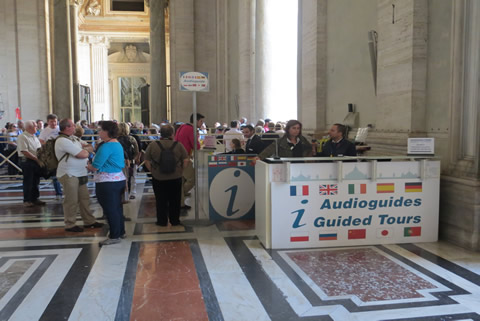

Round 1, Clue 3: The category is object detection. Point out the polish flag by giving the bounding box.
[290,231,309,242]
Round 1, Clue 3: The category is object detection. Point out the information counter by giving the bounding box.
[256,157,440,249]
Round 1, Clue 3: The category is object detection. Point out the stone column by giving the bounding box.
[254,0,266,122]
[168,0,194,123]
[149,0,167,123]
[376,0,428,132]
[237,0,255,123]
[69,0,81,121]
[297,0,327,132]
[88,36,110,121]
[53,0,74,119]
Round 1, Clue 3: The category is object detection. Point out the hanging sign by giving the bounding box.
[179,72,209,92]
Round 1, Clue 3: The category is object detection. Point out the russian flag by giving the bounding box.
[319,233,337,241]
[290,185,309,196]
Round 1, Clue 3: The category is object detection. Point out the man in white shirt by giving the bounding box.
[223,120,244,152]
[17,120,43,207]
[39,113,63,199]
[55,118,103,232]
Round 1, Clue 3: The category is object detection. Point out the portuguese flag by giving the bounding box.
[404,227,422,237]
[405,182,422,193]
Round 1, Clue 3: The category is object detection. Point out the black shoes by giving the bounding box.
[65,226,84,232]
[181,205,192,210]
[84,222,104,229]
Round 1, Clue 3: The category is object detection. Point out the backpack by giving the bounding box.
[118,135,136,160]
[155,141,178,174]
[37,134,70,177]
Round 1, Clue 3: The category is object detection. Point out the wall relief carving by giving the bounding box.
[86,0,101,16]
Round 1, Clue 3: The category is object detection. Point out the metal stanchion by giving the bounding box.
[182,91,213,227]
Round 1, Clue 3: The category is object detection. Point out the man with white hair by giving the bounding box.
[16,120,43,207]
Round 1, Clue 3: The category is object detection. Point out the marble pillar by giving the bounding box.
[69,0,80,121]
[149,0,167,124]
[376,0,428,133]
[87,36,110,121]
[298,0,327,132]
[53,0,74,119]
[440,0,480,251]
[169,0,194,123]
[236,0,255,124]
[254,0,266,122]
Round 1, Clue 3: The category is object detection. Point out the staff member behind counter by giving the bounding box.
[258,120,312,159]
[318,123,357,157]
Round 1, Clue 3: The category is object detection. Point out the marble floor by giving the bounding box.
[0,178,480,321]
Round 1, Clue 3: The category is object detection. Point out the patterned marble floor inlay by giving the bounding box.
[130,241,209,321]
[286,247,437,302]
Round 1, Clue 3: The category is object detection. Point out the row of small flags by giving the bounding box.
[208,155,255,167]
[290,182,423,196]
[290,227,422,242]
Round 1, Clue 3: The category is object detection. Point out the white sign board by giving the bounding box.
[269,161,440,249]
[408,138,435,155]
[179,71,209,92]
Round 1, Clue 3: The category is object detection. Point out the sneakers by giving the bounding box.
[55,195,63,201]
[33,200,46,206]
[84,222,104,229]
[65,226,84,232]
[99,238,121,247]
[129,195,136,200]
[120,234,127,239]
[23,202,35,207]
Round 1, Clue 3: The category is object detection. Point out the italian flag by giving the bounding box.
[348,183,367,194]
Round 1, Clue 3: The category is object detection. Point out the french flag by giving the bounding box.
[290,185,309,196]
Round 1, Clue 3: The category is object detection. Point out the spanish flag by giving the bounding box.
[377,183,394,193]
[405,182,422,193]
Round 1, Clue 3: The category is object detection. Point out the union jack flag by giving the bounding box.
[319,184,338,195]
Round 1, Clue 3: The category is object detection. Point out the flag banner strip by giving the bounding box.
[290,236,309,242]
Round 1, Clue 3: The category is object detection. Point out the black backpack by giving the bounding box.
[155,141,178,174]
[118,135,135,160]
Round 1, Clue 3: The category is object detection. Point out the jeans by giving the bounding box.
[96,180,125,239]
[52,175,63,196]
[20,158,41,202]
[152,177,182,226]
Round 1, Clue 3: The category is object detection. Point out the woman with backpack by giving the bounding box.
[144,124,188,227]
[117,122,139,201]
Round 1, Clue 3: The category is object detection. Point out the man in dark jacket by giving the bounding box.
[242,124,265,154]
[319,123,357,157]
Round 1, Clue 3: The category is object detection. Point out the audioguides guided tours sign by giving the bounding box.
[270,161,440,248]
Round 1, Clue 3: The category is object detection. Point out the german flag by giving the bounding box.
[405,182,422,193]
[377,183,394,193]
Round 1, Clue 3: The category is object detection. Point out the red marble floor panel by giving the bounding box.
[287,248,437,302]
[130,241,208,321]
[218,219,255,231]
[0,226,106,239]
